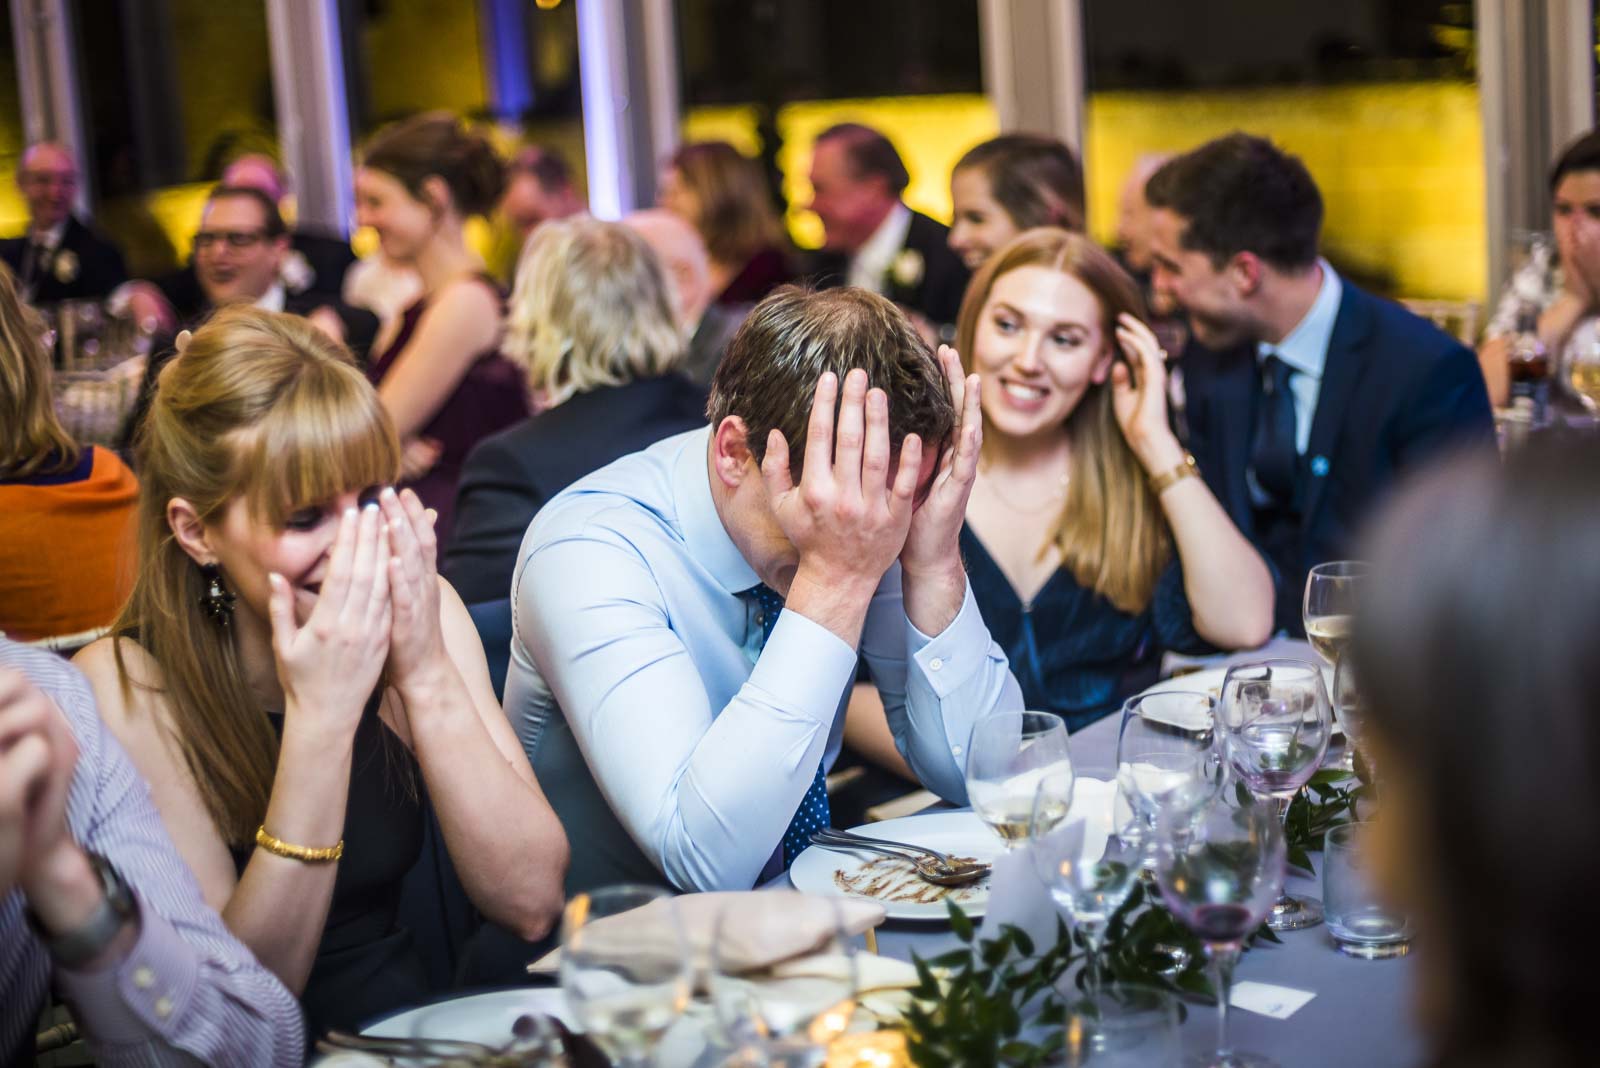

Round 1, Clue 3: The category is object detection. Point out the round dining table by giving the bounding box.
[795,639,1424,1068]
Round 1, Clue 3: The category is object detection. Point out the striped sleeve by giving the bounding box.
[0,641,305,1066]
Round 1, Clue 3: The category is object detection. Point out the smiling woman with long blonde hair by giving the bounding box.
[954,228,1271,729]
[72,306,568,1037]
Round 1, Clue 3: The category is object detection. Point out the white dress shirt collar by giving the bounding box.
[253,282,287,313]
[848,202,912,293]
[30,219,68,251]
[672,425,760,595]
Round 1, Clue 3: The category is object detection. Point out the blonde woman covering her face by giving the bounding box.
[73,308,568,1036]
[955,229,1270,729]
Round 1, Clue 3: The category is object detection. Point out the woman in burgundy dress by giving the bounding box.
[356,112,530,546]
[658,141,795,306]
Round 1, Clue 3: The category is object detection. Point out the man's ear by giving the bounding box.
[166,497,215,566]
[1227,251,1265,297]
[710,416,757,489]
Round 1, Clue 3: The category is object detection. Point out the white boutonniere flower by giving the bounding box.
[890,248,924,290]
[280,249,314,294]
[53,248,79,284]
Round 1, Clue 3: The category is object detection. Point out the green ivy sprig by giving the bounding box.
[1245,762,1373,873]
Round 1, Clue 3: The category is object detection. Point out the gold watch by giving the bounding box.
[1150,452,1199,495]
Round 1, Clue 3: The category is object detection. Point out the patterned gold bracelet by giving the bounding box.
[255,825,344,863]
[1150,452,1200,495]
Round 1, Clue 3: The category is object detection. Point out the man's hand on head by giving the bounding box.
[761,368,925,647]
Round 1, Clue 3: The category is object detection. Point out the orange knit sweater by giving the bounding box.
[0,446,138,642]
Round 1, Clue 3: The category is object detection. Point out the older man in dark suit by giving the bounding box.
[803,123,969,339]
[0,143,127,305]
[1145,133,1494,634]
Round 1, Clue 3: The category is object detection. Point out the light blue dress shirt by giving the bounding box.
[504,427,1023,892]
[1257,259,1343,455]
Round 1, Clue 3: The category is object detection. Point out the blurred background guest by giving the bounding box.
[1115,152,1178,316]
[804,122,969,337]
[623,207,745,387]
[1,143,127,306]
[1146,134,1493,633]
[1353,439,1600,1068]
[342,248,424,333]
[499,145,586,241]
[0,264,136,646]
[947,133,1086,271]
[357,112,530,548]
[659,140,794,305]
[445,217,705,605]
[1478,129,1600,408]
[74,308,568,1037]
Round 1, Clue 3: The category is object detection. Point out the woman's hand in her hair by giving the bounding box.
[378,486,450,693]
[267,505,392,738]
[1111,313,1185,474]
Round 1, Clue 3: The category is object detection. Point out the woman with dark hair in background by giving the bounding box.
[0,263,137,645]
[1352,439,1600,1068]
[658,140,795,305]
[947,134,1087,272]
[357,112,531,546]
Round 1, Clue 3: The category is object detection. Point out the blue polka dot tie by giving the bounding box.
[747,583,832,868]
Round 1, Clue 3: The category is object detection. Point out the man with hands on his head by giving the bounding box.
[0,640,301,1066]
[505,286,1022,895]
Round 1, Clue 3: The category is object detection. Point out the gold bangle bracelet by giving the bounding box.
[255,825,344,863]
[1150,452,1199,495]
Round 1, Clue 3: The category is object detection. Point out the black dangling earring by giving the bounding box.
[198,563,236,625]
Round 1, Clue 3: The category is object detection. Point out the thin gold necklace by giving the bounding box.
[979,466,1070,513]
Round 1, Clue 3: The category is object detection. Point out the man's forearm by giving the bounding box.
[785,560,879,648]
[900,559,967,638]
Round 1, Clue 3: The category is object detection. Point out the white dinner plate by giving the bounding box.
[788,810,1002,921]
[1140,663,1341,735]
[365,988,708,1066]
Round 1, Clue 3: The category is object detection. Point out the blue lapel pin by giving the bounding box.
[1310,455,1330,477]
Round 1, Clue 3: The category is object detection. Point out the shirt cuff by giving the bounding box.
[747,607,861,728]
[907,580,988,700]
[52,893,201,1045]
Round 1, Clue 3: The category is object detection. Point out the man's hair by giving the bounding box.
[815,123,910,195]
[206,184,287,238]
[1144,133,1322,271]
[707,286,954,473]
[509,145,573,193]
[1550,129,1600,192]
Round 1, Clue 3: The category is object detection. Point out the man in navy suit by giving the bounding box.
[1145,133,1494,633]
[803,123,969,339]
[0,143,127,305]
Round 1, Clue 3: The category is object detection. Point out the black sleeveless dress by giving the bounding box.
[230,691,429,1037]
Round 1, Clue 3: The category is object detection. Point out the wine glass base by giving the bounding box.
[1186,1053,1281,1068]
[1266,895,1324,931]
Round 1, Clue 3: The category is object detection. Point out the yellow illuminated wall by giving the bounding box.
[686,82,1486,303]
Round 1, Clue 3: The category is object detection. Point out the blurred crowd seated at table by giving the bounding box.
[8,103,1598,1068]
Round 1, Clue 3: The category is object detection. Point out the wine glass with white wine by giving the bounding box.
[965,711,1074,848]
[1303,560,1367,771]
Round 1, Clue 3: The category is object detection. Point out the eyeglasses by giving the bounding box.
[194,229,271,250]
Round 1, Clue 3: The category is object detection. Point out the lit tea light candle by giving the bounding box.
[826,1030,911,1068]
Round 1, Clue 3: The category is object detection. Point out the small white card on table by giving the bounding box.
[1230,980,1316,1019]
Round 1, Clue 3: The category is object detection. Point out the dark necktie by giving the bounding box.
[1250,354,1298,508]
[746,583,832,867]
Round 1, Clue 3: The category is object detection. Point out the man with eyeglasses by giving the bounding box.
[0,142,128,305]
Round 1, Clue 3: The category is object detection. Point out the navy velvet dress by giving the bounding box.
[960,524,1213,733]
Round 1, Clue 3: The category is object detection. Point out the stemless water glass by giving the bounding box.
[965,711,1074,849]
[1115,692,1224,864]
[559,885,692,1067]
[1063,983,1181,1067]
[1220,660,1332,930]
[1154,799,1286,1068]
[709,892,858,1067]
[1323,823,1412,959]
[1030,764,1140,997]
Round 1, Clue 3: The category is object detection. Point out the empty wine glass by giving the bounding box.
[559,885,692,1067]
[1303,561,1367,771]
[709,892,858,1067]
[965,711,1073,849]
[1154,798,1286,1068]
[1115,692,1224,866]
[1029,763,1140,997]
[1220,660,1332,931]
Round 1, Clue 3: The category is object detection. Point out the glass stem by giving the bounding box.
[1081,923,1105,998]
[1274,794,1295,906]
[1206,941,1242,1059]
